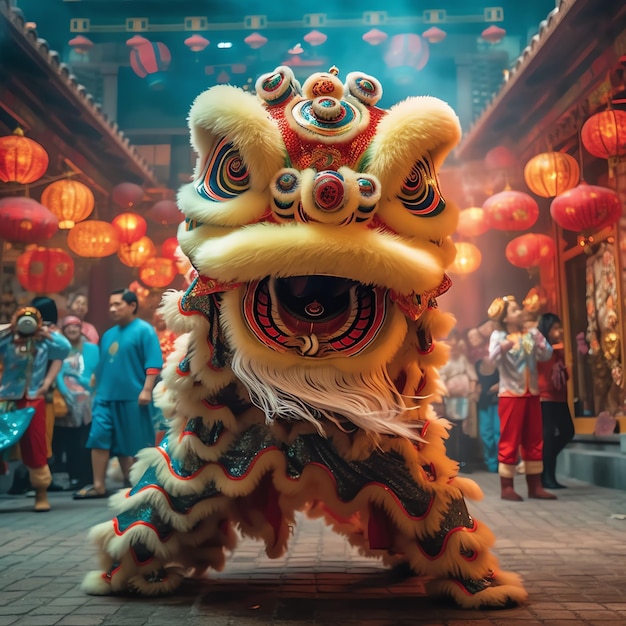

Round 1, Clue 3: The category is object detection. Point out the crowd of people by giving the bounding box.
[438,296,575,501]
[0,288,169,511]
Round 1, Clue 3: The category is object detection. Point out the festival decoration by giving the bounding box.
[483,189,539,231]
[184,34,209,53]
[303,30,327,46]
[112,182,144,209]
[16,247,74,293]
[40,179,94,228]
[550,182,622,234]
[449,241,482,274]
[112,212,147,245]
[580,109,626,160]
[362,29,387,45]
[384,34,429,84]
[0,197,58,243]
[126,35,149,48]
[81,64,527,609]
[0,128,49,184]
[484,145,515,170]
[68,35,93,55]
[138,256,176,288]
[146,199,181,225]
[117,236,156,268]
[67,220,119,257]
[523,152,579,198]
[456,207,489,237]
[422,27,447,44]
[481,25,506,44]
[160,237,179,260]
[505,233,555,269]
[130,41,171,88]
[244,32,268,49]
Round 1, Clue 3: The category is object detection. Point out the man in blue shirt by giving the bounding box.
[0,305,70,511]
[74,289,162,499]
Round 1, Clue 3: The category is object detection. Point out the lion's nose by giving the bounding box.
[312,171,346,212]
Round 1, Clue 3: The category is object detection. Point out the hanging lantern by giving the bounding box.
[160,237,179,260]
[16,247,74,294]
[0,128,49,184]
[217,70,230,84]
[483,189,539,231]
[505,233,555,269]
[112,212,147,245]
[117,236,156,268]
[184,34,209,53]
[146,199,181,225]
[244,32,268,49]
[523,152,580,198]
[304,30,327,46]
[384,34,429,86]
[112,182,144,209]
[580,109,626,159]
[481,25,506,44]
[130,41,171,89]
[139,257,177,288]
[457,207,489,237]
[40,179,94,228]
[550,182,622,234]
[0,197,58,243]
[449,242,482,275]
[362,29,387,46]
[422,27,447,44]
[68,35,94,55]
[68,220,120,257]
[484,146,516,170]
[126,35,149,48]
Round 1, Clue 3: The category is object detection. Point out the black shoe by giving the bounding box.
[542,479,566,489]
[47,481,65,492]
[8,466,31,495]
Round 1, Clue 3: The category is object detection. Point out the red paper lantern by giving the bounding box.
[550,182,622,234]
[40,179,94,228]
[184,34,209,53]
[362,29,387,46]
[581,109,626,159]
[449,242,482,275]
[112,182,144,209]
[422,27,447,44]
[0,197,58,243]
[139,257,176,288]
[117,236,156,268]
[126,35,149,48]
[523,152,580,198]
[68,220,119,257]
[68,35,93,55]
[160,237,179,260]
[505,233,555,269]
[112,212,147,245]
[384,34,429,84]
[244,32,267,49]
[303,30,327,46]
[130,41,171,88]
[483,190,539,231]
[457,207,489,237]
[481,25,506,44]
[0,128,49,184]
[484,146,516,170]
[146,199,182,225]
[16,247,74,293]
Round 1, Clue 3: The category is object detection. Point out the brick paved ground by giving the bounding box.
[0,470,625,626]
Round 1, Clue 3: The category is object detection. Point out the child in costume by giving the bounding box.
[537,313,574,489]
[80,66,528,608]
[475,354,500,472]
[488,296,556,501]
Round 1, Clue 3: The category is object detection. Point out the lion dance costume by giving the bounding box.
[82,66,527,608]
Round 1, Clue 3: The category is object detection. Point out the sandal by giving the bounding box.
[73,485,109,500]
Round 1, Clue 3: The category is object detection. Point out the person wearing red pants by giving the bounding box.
[0,306,70,511]
[487,296,557,502]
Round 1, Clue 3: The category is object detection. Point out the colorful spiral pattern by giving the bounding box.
[397,155,445,217]
[195,138,250,202]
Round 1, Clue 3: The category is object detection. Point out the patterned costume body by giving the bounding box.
[83,66,527,608]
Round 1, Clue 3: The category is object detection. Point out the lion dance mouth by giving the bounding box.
[80,65,528,609]
[244,275,388,357]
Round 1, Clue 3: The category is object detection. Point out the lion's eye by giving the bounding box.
[397,154,445,218]
[195,137,250,201]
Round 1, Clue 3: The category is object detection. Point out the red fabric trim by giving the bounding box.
[146,368,161,375]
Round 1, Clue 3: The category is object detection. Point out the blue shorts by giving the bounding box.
[87,397,156,457]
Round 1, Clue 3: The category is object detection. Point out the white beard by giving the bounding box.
[230,350,424,442]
